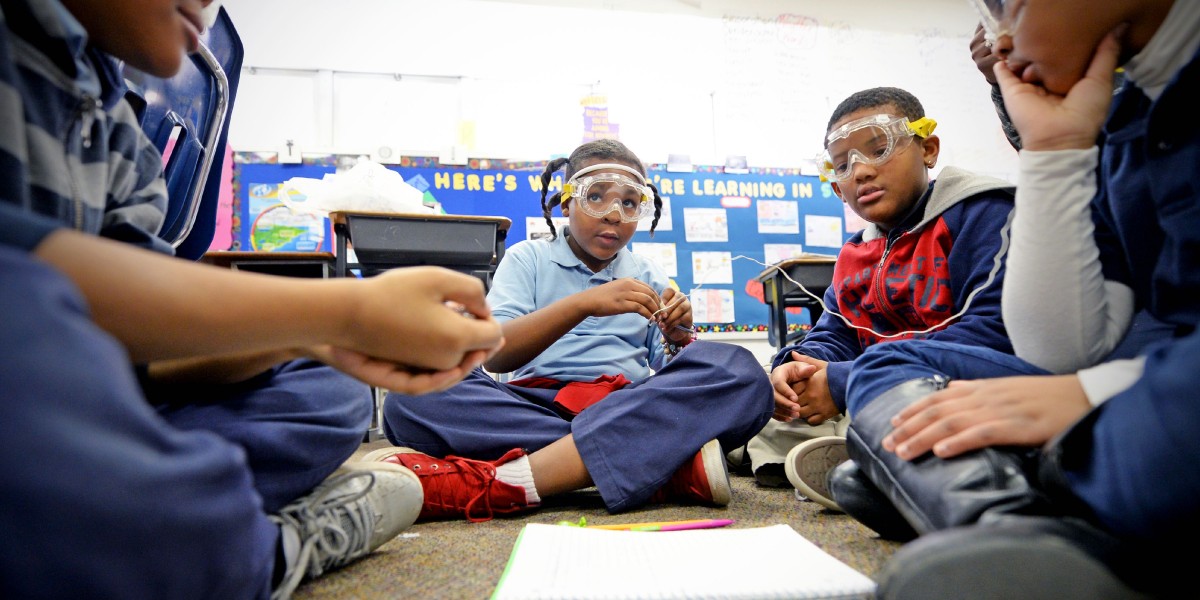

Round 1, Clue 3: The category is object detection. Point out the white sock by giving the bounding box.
[495,455,541,505]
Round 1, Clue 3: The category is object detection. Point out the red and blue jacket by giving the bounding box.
[771,166,1015,411]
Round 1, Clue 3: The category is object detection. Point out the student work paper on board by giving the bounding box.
[491,523,876,600]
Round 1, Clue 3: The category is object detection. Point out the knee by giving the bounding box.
[697,341,769,383]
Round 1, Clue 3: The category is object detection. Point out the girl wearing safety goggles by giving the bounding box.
[375,139,773,522]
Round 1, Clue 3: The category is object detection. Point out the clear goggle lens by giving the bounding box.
[816,114,935,183]
[564,173,655,222]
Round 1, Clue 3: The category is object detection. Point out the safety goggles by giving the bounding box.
[968,0,1011,45]
[561,163,655,223]
[816,114,937,183]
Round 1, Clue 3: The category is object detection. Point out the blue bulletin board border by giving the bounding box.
[231,152,849,329]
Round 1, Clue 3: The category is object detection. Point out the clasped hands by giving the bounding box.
[770,351,839,425]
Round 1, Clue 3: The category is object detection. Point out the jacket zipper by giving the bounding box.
[872,229,909,332]
[67,93,99,231]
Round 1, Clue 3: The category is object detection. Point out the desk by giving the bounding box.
[756,255,837,351]
[328,211,511,290]
[200,251,335,278]
[328,211,510,442]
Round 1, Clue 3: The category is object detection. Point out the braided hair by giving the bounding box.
[538,139,663,240]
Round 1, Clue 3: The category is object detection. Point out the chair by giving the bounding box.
[122,6,243,261]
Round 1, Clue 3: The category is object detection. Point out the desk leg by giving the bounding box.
[364,386,387,443]
[765,278,788,351]
[335,224,348,278]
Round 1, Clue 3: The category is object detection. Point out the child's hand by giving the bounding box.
[993,25,1123,151]
[787,354,839,425]
[970,24,1000,85]
[655,287,694,344]
[579,278,663,319]
[338,266,504,377]
[769,352,817,421]
[320,345,499,395]
[883,374,1090,461]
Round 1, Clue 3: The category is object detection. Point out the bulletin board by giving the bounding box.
[233,162,335,252]
[232,157,847,328]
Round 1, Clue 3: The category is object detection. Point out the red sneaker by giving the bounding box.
[649,439,731,507]
[360,447,532,522]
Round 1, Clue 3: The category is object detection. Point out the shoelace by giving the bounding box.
[269,470,376,600]
[423,455,500,523]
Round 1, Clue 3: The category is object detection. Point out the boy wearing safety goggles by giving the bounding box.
[848,1,1199,598]
[750,87,1016,520]
[366,139,773,521]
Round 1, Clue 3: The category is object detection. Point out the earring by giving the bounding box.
[925,161,934,168]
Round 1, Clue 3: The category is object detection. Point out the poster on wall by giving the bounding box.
[244,183,331,252]
[233,163,336,252]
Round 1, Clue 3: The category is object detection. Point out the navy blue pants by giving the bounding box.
[383,340,773,512]
[846,340,1049,417]
[0,247,371,599]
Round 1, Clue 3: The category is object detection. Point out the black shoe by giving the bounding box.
[829,460,917,542]
[877,515,1155,600]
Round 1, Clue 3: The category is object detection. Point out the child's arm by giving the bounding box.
[146,349,306,385]
[33,228,503,394]
[484,277,661,374]
[995,31,1134,373]
[926,194,1016,352]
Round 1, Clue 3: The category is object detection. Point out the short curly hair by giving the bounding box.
[826,87,925,138]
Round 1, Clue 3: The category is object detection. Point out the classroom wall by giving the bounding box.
[219,0,1018,181]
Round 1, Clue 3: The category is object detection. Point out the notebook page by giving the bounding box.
[492,523,876,600]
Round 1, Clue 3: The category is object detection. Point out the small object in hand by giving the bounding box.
[445,301,477,319]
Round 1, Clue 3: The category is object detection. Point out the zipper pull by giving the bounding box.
[78,94,99,149]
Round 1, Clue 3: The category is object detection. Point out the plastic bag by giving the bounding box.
[279,160,430,217]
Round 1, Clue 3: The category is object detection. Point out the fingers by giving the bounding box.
[325,347,478,394]
[791,353,827,370]
[882,383,972,457]
[991,58,1023,95]
[773,394,800,421]
[456,313,505,352]
[970,24,999,84]
[623,278,665,318]
[882,381,1008,459]
[1087,24,1124,83]
[770,361,815,391]
[653,294,688,322]
[657,303,693,337]
[771,375,799,403]
[435,269,493,319]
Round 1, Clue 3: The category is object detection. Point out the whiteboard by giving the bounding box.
[225,1,1018,180]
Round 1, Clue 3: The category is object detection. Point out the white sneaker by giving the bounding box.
[270,462,422,599]
[784,436,848,512]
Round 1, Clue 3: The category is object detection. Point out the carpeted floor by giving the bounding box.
[293,440,901,599]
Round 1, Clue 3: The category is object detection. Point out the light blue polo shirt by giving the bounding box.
[487,229,669,382]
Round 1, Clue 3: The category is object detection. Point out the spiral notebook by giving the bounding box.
[491,523,876,600]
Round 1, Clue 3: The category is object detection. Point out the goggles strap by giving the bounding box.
[568,163,647,185]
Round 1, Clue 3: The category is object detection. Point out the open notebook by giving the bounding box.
[491,523,876,600]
